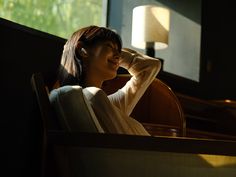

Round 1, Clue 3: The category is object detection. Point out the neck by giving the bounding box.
[83,75,103,88]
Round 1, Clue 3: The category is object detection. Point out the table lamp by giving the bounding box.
[131,5,170,58]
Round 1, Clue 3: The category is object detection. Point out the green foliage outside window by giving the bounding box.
[0,0,105,39]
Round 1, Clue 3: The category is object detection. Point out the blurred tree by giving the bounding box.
[0,0,104,38]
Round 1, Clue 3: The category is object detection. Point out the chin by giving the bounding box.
[106,72,117,81]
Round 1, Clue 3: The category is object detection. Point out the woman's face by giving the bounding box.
[85,40,121,81]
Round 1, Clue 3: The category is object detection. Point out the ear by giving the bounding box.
[77,41,88,58]
[80,48,88,57]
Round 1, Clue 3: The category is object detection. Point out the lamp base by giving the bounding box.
[145,42,155,58]
[145,46,164,71]
[146,47,155,58]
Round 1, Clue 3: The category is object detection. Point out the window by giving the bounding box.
[108,0,201,82]
[0,0,107,38]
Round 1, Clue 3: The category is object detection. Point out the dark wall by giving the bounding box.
[1,18,65,177]
[200,1,236,99]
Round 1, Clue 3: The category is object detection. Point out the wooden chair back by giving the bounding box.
[102,75,186,137]
[31,72,60,177]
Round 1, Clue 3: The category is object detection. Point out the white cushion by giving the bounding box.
[49,85,104,133]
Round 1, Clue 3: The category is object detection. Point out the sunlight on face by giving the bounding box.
[87,41,120,80]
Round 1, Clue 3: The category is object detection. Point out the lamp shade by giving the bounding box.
[131,5,170,50]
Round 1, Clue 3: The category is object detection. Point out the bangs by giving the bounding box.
[81,26,122,51]
[105,29,122,52]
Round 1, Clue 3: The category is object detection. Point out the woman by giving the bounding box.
[57,25,161,135]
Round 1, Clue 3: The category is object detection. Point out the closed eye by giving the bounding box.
[106,44,120,55]
[105,44,114,50]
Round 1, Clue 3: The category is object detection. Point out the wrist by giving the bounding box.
[120,48,137,69]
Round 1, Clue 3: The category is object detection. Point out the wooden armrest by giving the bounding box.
[46,131,236,156]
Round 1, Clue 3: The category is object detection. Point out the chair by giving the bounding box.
[31,72,103,177]
[31,73,236,177]
[102,74,186,137]
[31,72,186,176]
[31,72,56,177]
